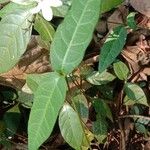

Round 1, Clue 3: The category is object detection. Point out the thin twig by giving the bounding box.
[118,115,150,122]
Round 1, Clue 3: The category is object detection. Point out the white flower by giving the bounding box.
[11,0,62,21]
[31,0,62,21]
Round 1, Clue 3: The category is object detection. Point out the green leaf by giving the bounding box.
[0,121,5,134]
[135,123,147,134]
[113,61,129,80]
[130,106,140,115]
[26,73,52,93]
[0,2,34,18]
[92,115,108,143]
[86,70,116,85]
[52,5,71,18]
[34,15,55,42]
[72,92,89,123]
[98,26,127,73]
[59,103,87,150]
[137,117,149,125]
[0,9,33,73]
[11,0,35,5]
[50,0,101,75]
[98,85,114,100]
[124,83,149,106]
[101,0,123,13]
[3,112,21,137]
[18,91,33,108]
[127,12,137,30]
[17,84,33,108]
[92,99,110,142]
[0,130,11,149]
[93,99,113,122]
[52,0,73,17]
[36,36,50,50]
[28,72,67,150]
[0,0,9,4]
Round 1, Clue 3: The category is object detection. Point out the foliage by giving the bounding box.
[0,0,149,150]
[98,26,127,73]
[50,0,100,75]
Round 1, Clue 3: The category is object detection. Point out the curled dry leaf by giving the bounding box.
[130,0,150,18]
[122,34,150,82]
[136,14,150,29]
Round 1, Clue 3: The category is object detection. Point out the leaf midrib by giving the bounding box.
[30,78,60,147]
[40,18,54,41]
[100,27,126,70]
[61,0,89,70]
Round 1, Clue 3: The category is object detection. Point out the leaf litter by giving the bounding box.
[0,0,150,149]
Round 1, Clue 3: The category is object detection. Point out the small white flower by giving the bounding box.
[11,0,62,21]
[31,0,62,21]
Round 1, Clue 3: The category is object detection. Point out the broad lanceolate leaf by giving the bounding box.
[113,61,129,80]
[86,70,116,85]
[34,15,55,42]
[98,26,127,73]
[28,72,67,150]
[124,83,149,106]
[0,9,33,73]
[59,103,89,150]
[101,0,123,13]
[50,0,101,75]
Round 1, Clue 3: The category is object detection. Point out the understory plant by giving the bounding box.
[0,0,149,150]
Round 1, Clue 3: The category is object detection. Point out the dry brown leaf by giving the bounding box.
[107,9,123,29]
[107,5,128,29]
[122,35,150,82]
[144,140,150,150]
[136,15,150,29]
[130,0,150,17]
